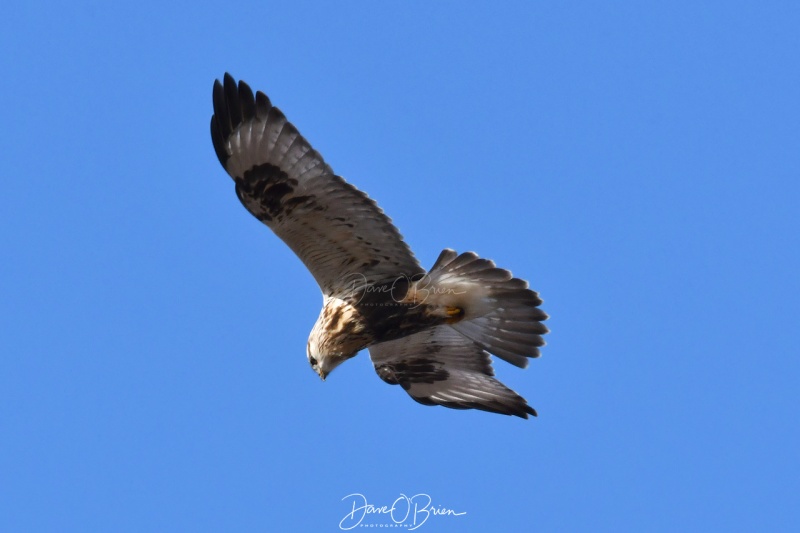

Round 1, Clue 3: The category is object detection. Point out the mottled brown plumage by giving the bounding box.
[211,74,548,418]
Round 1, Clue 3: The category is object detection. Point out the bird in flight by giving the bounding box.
[211,74,548,418]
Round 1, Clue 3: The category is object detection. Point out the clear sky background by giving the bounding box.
[2,1,799,531]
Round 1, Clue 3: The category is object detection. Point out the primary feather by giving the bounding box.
[211,73,423,296]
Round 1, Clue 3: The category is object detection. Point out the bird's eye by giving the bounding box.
[309,356,318,366]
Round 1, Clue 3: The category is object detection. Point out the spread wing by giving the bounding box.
[211,73,423,296]
[369,326,537,418]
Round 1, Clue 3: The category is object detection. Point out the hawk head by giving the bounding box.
[307,297,372,380]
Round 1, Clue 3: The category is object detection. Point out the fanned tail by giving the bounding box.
[422,249,548,368]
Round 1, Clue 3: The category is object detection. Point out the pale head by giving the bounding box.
[307,297,372,380]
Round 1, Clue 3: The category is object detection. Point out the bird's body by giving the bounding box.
[211,74,548,418]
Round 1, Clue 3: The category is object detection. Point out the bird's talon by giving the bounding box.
[445,306,465,323]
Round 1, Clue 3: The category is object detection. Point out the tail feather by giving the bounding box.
[424,249,549,368]
[429,248,458,271]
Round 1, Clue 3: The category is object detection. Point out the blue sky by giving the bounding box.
[2,1,799,531]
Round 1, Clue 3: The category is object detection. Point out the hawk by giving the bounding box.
[211,74,548,418]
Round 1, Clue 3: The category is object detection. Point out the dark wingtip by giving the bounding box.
[502,398,537,419]
[211,75,231,168]
[210,115,229,168]
[486,401,537,419]
[255,91,272,120]
[239,79,256,118]
[222,72,236,92]
[212,77,230,135]
[211,73,270,170]
[223,74,242,127]
[212,73,260,169]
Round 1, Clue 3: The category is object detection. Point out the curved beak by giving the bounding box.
[312,365,327,381]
